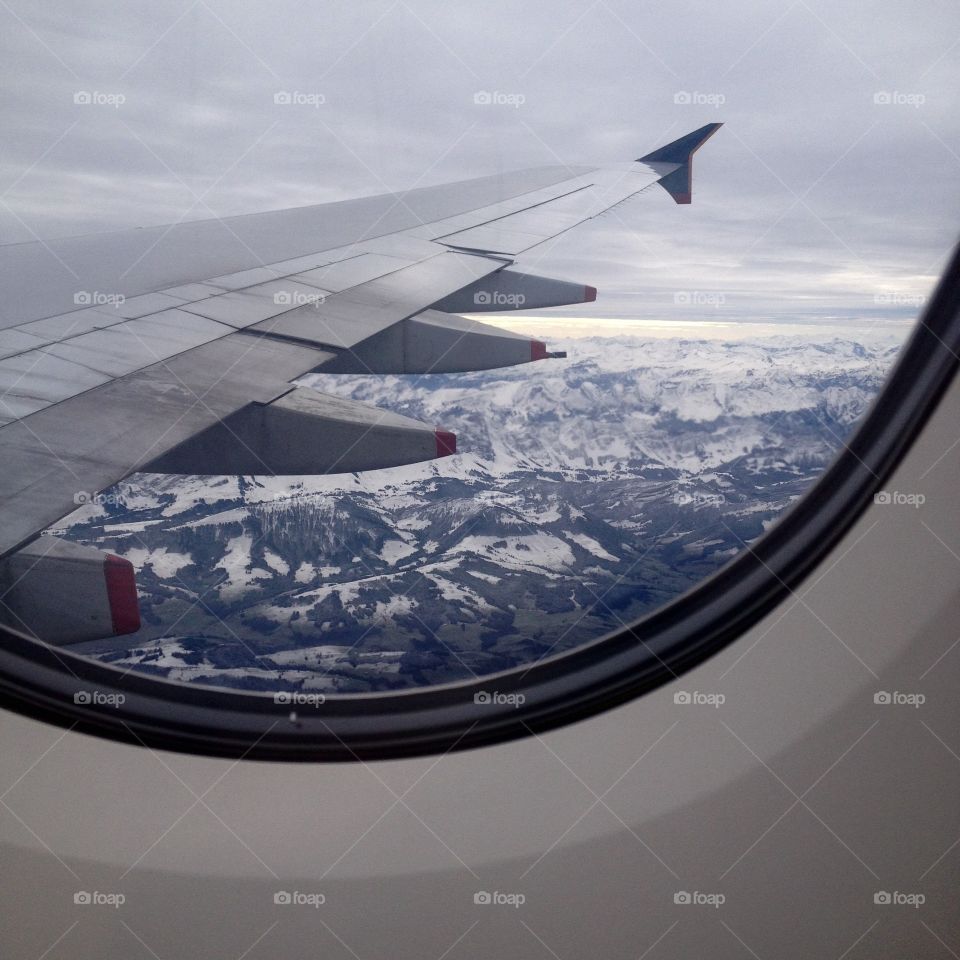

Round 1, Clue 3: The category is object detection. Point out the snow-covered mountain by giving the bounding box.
[56,333,903,692]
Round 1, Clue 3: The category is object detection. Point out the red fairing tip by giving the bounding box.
[435,429,457,458]
[584,285,597,302]
[531,340,548,361]
[103,554,140,635]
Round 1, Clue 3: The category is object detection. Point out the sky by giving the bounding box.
[1,0,958,328]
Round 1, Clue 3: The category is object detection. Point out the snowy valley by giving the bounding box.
[55,332,903,692]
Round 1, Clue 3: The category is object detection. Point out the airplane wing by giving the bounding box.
[0,123,722,643]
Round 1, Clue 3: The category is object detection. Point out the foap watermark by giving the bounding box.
[874,291,926,308]
[874,690,925,708]
[674,690,725,708]
[674,290,725,307]
[474,890,525,908]
[74,290,125,308]
[674,491,726,507]
[474,690,526,708]
[674,890,725,908]
[73,490,127,507]
[473,90,525,108]
[874,490,925,508]
[74,690,126,708]
[274,691,326,708]
[874,890,925,908]
[274,890,325,908]
[873,90,925,108]
[273,290,325,308]
[674,90,725,108]
[73,90,126,108]
[273,90,326,107]
[474,290,526,308]
[74,890,125,908]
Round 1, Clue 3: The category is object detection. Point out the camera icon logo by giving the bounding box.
[74,691,91,705]
[73,91,92,105]
[273,692,292,705]
[874,491,891,504]
[674,891,692,904]
[274,91,292,105]
[673,691,692,705]
[74,891,92,905]
[274,891,292,905]
[873,91,892,104]
[874,891,891,904]
[873,691,892,705]
[474,291,492,305]
[673,91,692,104]
[474,891,492,905]
[473,91,492,105]
[474,691,492,705]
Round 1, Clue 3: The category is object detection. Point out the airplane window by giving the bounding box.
[0,1,957,758]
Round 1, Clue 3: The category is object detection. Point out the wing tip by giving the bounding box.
[638,123,722,205]
[637,122,724,165]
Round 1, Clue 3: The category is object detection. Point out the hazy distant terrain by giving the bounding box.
[57,332,903,692]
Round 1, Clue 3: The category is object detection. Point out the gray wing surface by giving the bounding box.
[0,123,722,641]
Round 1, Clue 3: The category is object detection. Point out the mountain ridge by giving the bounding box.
[55,333,902,692]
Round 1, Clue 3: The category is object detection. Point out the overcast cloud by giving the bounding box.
[1,0,958,323]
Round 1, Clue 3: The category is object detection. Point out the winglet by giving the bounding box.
[637,122,723,204]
